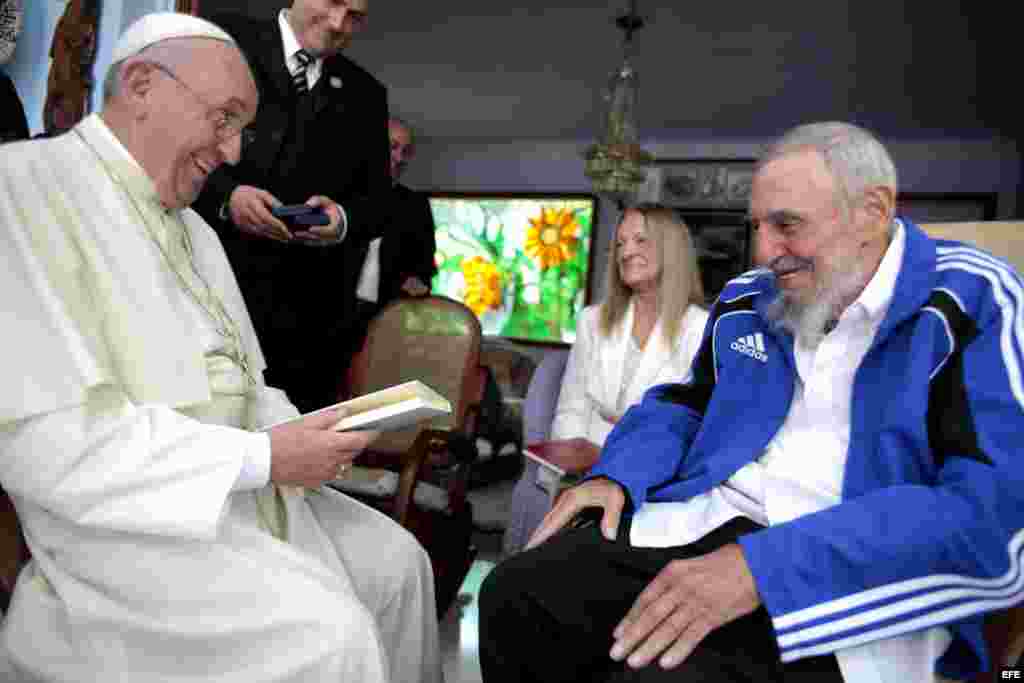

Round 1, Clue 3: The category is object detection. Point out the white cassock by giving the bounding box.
[0,115,442,683]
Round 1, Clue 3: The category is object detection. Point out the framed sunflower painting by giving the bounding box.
[428,193,598,346]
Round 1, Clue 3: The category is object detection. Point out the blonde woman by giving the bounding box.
[551,205,709,448]
[502,205,710,557]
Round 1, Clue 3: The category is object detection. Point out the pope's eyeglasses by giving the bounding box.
[149,62,255,149]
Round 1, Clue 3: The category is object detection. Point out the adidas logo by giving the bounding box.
[731,333,768,363]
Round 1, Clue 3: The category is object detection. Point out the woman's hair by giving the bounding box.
[599,204,704,344]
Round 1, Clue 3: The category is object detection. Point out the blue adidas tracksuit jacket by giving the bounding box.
[589,219,1024,679]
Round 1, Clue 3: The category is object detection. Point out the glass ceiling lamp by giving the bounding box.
[583,0,654,208]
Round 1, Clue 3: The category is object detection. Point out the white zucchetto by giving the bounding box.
[112,11,234,63]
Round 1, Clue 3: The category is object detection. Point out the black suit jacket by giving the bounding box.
[346,183,438,308]
[194,13,390,378]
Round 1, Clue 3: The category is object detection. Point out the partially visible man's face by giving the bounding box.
[144,40,259,209]
[290,0,369,57]
[750,148,862,306]
[388,120,413,181]
[749,148,868,342]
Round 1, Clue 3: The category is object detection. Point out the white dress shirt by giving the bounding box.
[630,223,952,681]
[279,10,323,90]
[356,237,383,303]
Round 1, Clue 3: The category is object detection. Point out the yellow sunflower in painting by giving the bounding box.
[525,207,580,270]
[461,256,503,316]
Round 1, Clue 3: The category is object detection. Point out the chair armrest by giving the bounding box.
[354,427,479,524]
[432,430,478,517]
[392,429,448,526]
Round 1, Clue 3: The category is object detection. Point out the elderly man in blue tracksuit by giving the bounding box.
[480,122,1024,683]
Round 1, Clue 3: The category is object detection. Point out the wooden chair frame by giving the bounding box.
[339,295,488,616]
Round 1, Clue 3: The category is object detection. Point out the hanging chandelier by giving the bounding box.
[583,0,654,207]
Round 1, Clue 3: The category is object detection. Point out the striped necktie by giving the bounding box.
[292,49,312,95]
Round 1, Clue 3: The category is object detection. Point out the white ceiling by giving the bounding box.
[203,1,1011,143]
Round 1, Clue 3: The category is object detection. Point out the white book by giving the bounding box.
[262,380,452,432]
[522,438,600,502]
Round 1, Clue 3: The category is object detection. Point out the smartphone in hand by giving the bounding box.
[271,204,330,231]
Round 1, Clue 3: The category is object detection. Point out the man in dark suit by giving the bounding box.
[194,0,390,413]
[342,118,438,393]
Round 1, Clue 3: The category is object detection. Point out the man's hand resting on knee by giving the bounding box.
[268,408,380,487]
[525,475,763,672]
[610,543,761,671]
[525,477,626,550]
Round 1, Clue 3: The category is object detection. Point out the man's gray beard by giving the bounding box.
[765,259,866,349]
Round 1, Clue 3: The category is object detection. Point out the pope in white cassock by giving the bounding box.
[0,13,442,683]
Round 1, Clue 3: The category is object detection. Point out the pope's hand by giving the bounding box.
[525,476,624,550]
[268,408,379,487]
[610,543,761,670]
[228,185,291,242]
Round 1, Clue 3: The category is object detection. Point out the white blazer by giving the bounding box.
[551,301,709,446]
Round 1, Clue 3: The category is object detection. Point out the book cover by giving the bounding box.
[523,438,601,477]
[261,380,451,432]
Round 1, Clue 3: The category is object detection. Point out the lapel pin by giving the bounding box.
[329,76,343,89]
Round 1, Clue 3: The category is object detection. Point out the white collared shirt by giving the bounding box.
[279,10,323,90]
[356,237,382,303]
[744,219,906,524]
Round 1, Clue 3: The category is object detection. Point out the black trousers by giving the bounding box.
[479,516,843,683]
